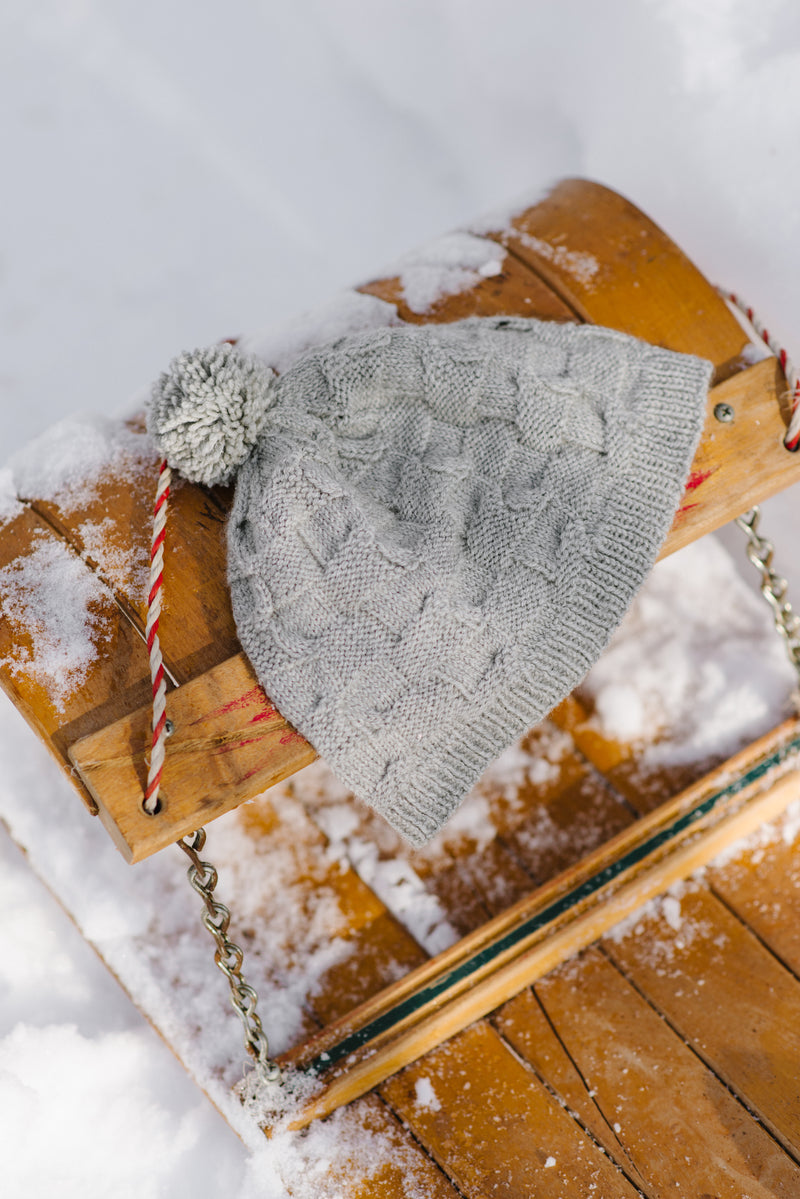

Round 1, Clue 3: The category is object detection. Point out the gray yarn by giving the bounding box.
[149,317,711,845]
[149,343,276,485]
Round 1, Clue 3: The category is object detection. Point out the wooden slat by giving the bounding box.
[606,883,800,1155]
[346,1095,463,1199]
[379,1021,642,1198]
[501,768,634,885]
[30,451,240,682]
[231,797,427,1026]
[508,949,800,1197]
[708,825,800,977]
[69,651,315,861]
[493,987,645,1174]
[551,694,725,816]
[663,358,796,556]
[484,178,749,368]
[277,724,800,1128]
[0,507,153,813]
[358,244,576,325]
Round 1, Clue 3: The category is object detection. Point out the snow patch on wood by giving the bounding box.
[385,231,507,313]
[0,535,114,711]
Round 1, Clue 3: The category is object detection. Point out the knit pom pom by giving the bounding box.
[147,344,276,486]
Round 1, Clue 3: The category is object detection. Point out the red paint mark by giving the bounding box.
[241,761,271,782]
[192,684,274,726]
[249,708,277,725]
[280,729,306,746]
[685,468,713,493]
[676,501,699,518]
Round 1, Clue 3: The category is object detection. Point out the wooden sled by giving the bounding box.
[4,179,800,1193]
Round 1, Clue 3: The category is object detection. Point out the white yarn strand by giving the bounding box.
[144,461,172,814]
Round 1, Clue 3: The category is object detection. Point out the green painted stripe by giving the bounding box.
[307,735,800,1074]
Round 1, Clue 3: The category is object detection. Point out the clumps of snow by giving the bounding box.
[583,537,796,768]
[0,534,113,710]
[0,467,23,522]
[741,339,773,365]
[478,730,569,801]
[7,415,155,512]
[544,1155,557,1168]
[514,229,599,286]
[284,724,575,950]
[385,232,507,313]
[240,289,400,375]
[470,196,599,286]
[78,515,149,606]
[240,1099,441,1199]
[781,795,800,845]
[707,789,800,871]
[512,789,618,869]
[603,880,711,966]
[300,769,460,956]
[236,1064,322,1136]
[661,894,684,933]
[413,1076,442,1112]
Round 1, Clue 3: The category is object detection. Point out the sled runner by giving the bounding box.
[3,180,800,1192]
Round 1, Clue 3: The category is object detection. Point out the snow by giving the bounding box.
[583,538,797,769]
[0,468,23,522]
[0,534,115,710]
[241,289,400,375]
[3,1,800,1194]
[414,1077,442,1112]
[383,231,507,312]
[7,415,154,510]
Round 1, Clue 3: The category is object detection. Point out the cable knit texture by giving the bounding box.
[151,317,712,845]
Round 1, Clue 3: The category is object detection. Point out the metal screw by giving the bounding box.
[714,402,735,423]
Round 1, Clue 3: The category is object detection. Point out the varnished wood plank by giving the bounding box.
[529,949,800,1197]
[359,244,576,325]
[551,694,722,816]
[502,769,634,884]
[279,726,800,1127]
[664,358,797,556]
[379,1021,641,1198]
[346,1094,463,1199]
[493,987,644,1176]
[69,651,315,862]
[31,455,241,681]
[606,882,800,1155]
[708,822,800,978]
[231,798,428,1028]
[484,178,749,368]
[0,506,153,813]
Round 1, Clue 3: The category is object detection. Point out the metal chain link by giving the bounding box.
[736,506,800,689]
[177,828,282,1082]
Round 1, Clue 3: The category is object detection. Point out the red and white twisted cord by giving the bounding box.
[144,459,172,814]
[719,288,800,451]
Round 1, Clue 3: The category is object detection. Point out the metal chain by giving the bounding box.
[736,506,800,689]
[177,828,282,1082]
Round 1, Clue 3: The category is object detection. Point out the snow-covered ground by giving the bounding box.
[2,1,800,1194]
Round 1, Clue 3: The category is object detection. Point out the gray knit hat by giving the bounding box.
[148,317,711,845]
